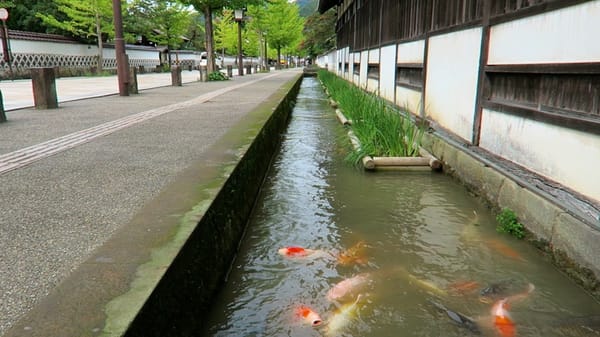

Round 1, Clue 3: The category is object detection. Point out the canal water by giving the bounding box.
[200,77,600,337]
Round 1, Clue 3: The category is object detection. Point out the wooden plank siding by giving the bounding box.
[336,0,590,51]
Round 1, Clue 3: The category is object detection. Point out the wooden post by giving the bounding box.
[199,66,208,82]
[171,65,182,86]
[226,65,233,78]
[0,90,6,123]
[128,66,138,94]
[31,67,58,109]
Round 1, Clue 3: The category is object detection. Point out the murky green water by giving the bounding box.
[201,78,600,337]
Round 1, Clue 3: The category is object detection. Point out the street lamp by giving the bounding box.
[234,8,244,76]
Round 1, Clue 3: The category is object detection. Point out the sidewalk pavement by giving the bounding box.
[0,70,201,111]
[0,68,303,336]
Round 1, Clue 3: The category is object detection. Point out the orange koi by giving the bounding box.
[296,305,323,327]
[486,238,525,262]
[490,283,534,337]
[492,299,515,337]
[337,241,368,266]
[447,280,480,295]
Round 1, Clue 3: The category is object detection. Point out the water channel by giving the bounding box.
[200,77,600,337]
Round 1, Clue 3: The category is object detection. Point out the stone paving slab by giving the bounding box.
[0,69,302,336]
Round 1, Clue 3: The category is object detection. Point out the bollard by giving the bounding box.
[226,65,233,78]
[171,65,182,86]
[129,66,139,94]
[254,65,258,74]
[245,65,252,75]
[31,67,58,109]
[199,66,208,82]
[0,90,6,123]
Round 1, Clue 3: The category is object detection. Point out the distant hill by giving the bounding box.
[297,0,318,17]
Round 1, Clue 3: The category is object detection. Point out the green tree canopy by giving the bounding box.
[4,1,64,33]
[37,0,114,71]
[179,0,263,73]
[126,0,196,52]
[264,0,304,66]
[301,7,335,59]
[214,9,237,55]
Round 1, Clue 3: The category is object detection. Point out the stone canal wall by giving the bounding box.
[422,132,600,300]
[117,75,302,337]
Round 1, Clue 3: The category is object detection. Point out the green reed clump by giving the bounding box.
[496,208,525,239]
[318,70,424,165]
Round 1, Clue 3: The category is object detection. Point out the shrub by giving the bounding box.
[208,71,229,81]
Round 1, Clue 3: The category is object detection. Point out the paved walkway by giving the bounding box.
[0,68,302,336]
[0,71,201,111]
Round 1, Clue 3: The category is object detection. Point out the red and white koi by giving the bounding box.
[295,305,323,327]
[278,246,320,258]
[491,283,535,337]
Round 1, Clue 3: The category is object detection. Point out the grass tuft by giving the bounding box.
[318,70,425,165]
[496,208,525,239]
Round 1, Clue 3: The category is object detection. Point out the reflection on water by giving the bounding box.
[201,78,600,337]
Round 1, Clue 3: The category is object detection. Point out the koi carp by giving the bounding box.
[490,283,534,337]
[296,305,323,327]
[327,273,370,301]
[326,294,363,336]
[492,298,515,337]
[428,299,481,334]
[278,246,320,257]
[337,241,368,266]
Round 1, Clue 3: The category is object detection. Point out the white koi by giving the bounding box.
[326,294,363,336]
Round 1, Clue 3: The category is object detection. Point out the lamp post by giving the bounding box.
[263,32,268,72]
[0,8,13,78]
[234,9,244,76]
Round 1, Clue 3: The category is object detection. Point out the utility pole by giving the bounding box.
[112,0,129,96]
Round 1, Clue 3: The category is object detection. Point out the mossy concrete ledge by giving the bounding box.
[2,74,302,337]
[115,76,303,337]
[422,132,600,300]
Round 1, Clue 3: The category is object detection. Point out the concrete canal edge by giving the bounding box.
[106,74,303,337]
[422,133,600,300]
[2,74,302,337]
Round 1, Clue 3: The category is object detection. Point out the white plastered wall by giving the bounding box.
[480,110,600,203]
[359,50,368,89]
[481,1,600,203]
[366,49,379,93]
[425,28,482,142]
[488,1,600,64]
[8,40,98,56]
[396,40,425,115]
[379,44,396,103]
[352,52,360,85]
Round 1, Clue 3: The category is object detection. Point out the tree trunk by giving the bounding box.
[203,6,216,74]
[96,12,103,73]
[277,47,281,70]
